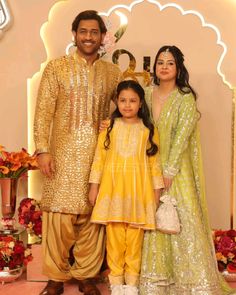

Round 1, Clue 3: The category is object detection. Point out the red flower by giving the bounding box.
[33,221,42,236]
[214,229,236,272]
[12,254,24,266]
[0,236,14,243]
[0,235,32,270]
[227,230,236,238]
[214,230,225,237]
[227,263,236,273]
[0,158,4,166]
[18,198,42,239]
[14,242,25,254]
[216,236,235,253]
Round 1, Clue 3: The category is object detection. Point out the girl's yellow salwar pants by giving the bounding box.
[106,223,144,286]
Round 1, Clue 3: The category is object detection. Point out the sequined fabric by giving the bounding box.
[140,87,236,295]
[34,52,121,214]
[89,118,164,229]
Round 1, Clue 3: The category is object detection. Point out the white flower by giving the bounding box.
[8,241,15,249]
[24,248,32,257]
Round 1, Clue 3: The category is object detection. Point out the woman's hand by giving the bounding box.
[88,183,99,206]
[99,119,110,132]
[163,176,173,191]
[37,153,55,178]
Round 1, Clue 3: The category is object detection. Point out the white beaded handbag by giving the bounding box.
[156,193,181,234]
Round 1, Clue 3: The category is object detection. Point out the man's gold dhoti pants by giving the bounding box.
[106,223,144,287]
[42,212,105,281]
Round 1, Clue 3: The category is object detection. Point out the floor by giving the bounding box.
[0,272,110,295]
[1,272,236,295]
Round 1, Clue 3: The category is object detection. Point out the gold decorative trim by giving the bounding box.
[147,0,232,89]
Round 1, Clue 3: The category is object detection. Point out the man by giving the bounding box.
[34,10,121,295]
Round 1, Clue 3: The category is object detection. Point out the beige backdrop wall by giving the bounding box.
[0,0,235,229]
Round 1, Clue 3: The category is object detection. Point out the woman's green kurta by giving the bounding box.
[140,87,235,295]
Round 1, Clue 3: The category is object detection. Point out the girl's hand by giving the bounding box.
[99,119,110,132]
[37,153,55,178]
[89,183,99,206]
[163,177,173,191]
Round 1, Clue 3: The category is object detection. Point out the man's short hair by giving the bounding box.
[72,10,107,34]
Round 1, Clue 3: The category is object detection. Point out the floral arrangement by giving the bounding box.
[0,235,32,270]
[0,145,38,178]
[99,31,116,56]
[214,229,236,273]
[18,198,42,238]
[99,16,127,57]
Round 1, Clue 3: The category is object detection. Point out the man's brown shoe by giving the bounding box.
[39,280,64,295]
[78,279,101,295]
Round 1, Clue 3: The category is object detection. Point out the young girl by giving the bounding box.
[88,80,164,295]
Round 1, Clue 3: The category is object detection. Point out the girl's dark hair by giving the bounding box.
[104,80,158,156]
[72,10,107,34]
[153,45,197,100]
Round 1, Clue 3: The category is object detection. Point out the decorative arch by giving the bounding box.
[0,0,12,39]
[28,0,235,228]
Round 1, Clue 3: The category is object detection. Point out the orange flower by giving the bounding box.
[215,252,227,263]
[29,157,38,168]
[1,151,8,159]
[0,145,38,178]
[10,162,22,171]
[0,166,9,174]
[216,252,223,261]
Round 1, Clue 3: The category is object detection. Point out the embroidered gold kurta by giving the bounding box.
[34,52,121,214]
[89,118,164,229]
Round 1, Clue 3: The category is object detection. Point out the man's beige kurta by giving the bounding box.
[34,51,121,214]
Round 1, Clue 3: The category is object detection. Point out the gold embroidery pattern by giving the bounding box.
[115,119,144,158]
[34,53,121,214]
[91,194,156,230]
[140,87,227,295]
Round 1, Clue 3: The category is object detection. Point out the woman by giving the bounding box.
[140,45,235,295]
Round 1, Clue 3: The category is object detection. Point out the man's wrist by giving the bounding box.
[35,148,49,155]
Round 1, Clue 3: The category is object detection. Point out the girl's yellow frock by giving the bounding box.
[89,118,164,230]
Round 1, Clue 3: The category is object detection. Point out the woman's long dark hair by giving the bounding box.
[104,80,158,156]
[153,45,197,100]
